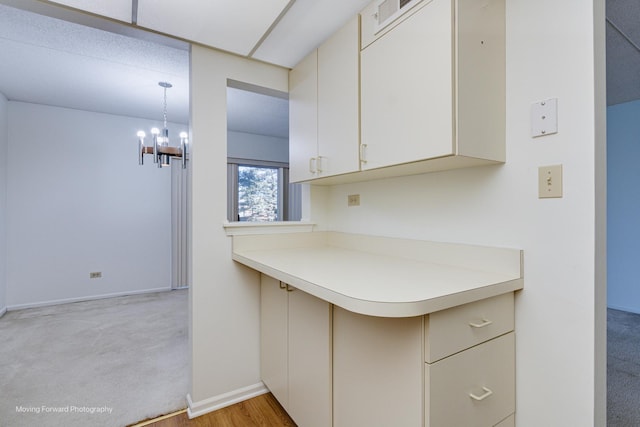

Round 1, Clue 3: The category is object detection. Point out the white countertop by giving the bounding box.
[232,231,523,317]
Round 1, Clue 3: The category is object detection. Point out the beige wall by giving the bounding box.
[189,45,288,404]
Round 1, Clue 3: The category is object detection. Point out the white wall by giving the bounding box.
[227,131,288,164]
[189,45,288,407]
[6,102,182,308]
[0,93,7,316]
[314,0,606,425]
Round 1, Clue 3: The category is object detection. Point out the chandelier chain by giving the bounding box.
[162,86,168,130]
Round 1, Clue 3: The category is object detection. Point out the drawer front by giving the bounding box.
[425,332,515,427]
[494,413,515,427]
[425,292,514,362]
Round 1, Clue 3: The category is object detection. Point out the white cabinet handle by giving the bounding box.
[316,156,324,173]
[360,144,368,164]
[279,283,294,292]
[469,318,493,328]
[469,387,493,401]
[309,157,317,174]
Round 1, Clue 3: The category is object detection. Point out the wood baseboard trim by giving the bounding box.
[0,307,6,318]
[130,409,187,426]
[187,382,269,419]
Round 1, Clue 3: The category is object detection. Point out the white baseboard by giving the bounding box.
[0,307,6,318]
[6,287,174,311]
[187,382,269,419]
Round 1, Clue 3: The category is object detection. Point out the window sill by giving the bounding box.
[223,221,315,236]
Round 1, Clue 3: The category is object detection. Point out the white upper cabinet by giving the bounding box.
[360,0,506,172]
[317,16,361,180]
[289,50,319,183]
[289,16,360,183]
[46,0,133,22]
[361,0,454,169]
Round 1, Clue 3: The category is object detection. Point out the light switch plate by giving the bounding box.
[531,98,558,138]
[538,165,563,198]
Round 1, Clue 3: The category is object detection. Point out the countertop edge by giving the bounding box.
[233,252,523,317]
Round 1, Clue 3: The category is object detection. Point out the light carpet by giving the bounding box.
[0,290,188,427]
[608,308,640,427]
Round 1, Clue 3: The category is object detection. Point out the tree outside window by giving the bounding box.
[237,166,279,221]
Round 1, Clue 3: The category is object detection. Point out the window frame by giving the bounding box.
[227,158,291,222]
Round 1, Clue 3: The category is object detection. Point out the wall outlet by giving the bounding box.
[89,272,102,279]
[347,194,360,207]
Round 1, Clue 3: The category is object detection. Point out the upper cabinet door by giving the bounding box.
[289,16,361,183]
[289,50,319,183]
[360,0,454,170]
[47,0,133,22]
[317,16,361,179]
[136,0,289,56]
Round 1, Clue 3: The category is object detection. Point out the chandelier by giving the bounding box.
[137,82,188,169]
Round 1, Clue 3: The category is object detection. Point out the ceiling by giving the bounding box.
[0,0,370,138]
[607,0,640,105]
[0,0,635,138]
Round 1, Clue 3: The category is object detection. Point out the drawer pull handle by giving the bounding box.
[469,319,493,328]
[469,387,493,401]
[286,284,294,292]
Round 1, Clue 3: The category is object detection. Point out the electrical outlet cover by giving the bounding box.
[531,98,558,138]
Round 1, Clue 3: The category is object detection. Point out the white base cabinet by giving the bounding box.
[333,307,424,426]
[333,293,516,427]
[261,278,516,426]
[260,274,332,427]
[425,332,515,427]
[242,232,522,426]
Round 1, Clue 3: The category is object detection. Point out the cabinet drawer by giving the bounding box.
[425,332,515,427]
[494,413,515,427]
[425,292,514,363]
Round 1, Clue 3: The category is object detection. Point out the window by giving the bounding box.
[238,165,279,221]
[228,160,301,222]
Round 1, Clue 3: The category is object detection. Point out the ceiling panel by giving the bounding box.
[606,22,640,106]
[137,0,290,56]
[227,87,288,139]
[606,0,640,105]
[253,0,371,68]
[0,4,189,123]
[46,0,132,23]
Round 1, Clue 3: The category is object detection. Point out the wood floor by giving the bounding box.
[132,393,296,427]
